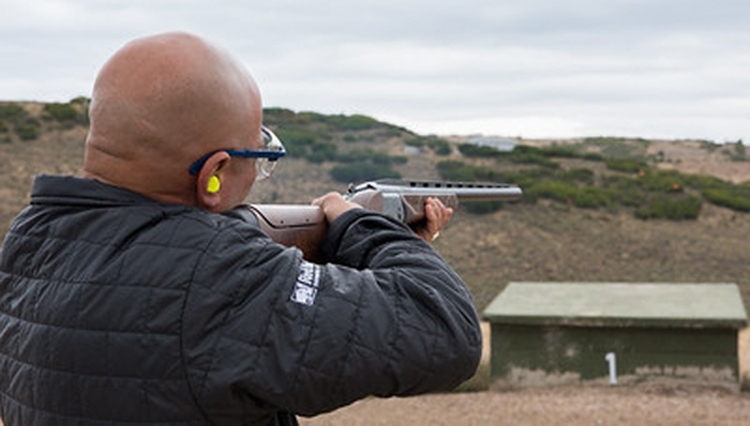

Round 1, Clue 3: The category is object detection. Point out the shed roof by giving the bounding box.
[483,282,748,328]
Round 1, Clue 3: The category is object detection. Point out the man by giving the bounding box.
[0,32,482,425]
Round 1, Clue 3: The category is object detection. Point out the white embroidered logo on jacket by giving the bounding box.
[290,261,321,306]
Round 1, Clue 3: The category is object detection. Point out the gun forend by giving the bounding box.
[347,179,523,202]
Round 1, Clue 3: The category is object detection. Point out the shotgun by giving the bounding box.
[230,179,522,262]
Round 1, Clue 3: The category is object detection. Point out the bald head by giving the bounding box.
[84,32,262,205]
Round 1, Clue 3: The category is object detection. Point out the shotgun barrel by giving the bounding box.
[347,179,523,202]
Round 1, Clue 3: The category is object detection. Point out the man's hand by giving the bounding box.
[413,197,453,243]
[313,193,452,243]
[312,192,362,223]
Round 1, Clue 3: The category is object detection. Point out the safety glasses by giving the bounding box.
[188,126,286,179]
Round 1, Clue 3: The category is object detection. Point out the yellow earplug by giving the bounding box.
[207,175,221,193]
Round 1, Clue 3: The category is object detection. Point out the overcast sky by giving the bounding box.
[2,0,749,142]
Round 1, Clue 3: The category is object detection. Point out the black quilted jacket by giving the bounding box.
[0,175,482,425]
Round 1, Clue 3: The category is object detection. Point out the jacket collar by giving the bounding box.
[30,175,161,208]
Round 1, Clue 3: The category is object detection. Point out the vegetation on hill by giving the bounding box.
[263,107,453,183]
[0,98,88,143]
[2,101,749,223]
[440,142,750,220]
[263,108,750,221]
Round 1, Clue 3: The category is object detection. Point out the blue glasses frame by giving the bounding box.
[188,126,286,176]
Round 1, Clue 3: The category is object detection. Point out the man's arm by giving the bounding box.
[290,209,482,414]
[184,205,481,420]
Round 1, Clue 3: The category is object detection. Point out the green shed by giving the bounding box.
[483,282,748,387]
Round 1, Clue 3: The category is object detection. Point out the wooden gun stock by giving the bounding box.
[244,179,522,261]
[246,204,328,262]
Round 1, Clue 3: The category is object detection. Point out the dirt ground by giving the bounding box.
[298,325,750,426]
[298,385,750,426]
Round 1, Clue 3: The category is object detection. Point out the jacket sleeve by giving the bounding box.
[183,209,482,420]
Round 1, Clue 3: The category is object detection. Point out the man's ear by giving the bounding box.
[196,151,230,212]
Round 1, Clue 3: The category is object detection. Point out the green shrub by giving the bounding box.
[392,156,408,165]
[336,149,406,166]
[538,144,604,161]
[0,104,25,121]
[426,137,451,155]
[69,96,89,105]
[526,181,613,208]
[262,108,302,126]
[572,187,614,208]
[674,174,750,213]
[382,127,407,138]
[330,163,401,183]
[699,140,721,153]
[502,169,555,188]
[703,187,750,212]
[582,152,605,161]
[12,117,41,141]
[682,174,725,191]
[635,195,702,220]
[605,158,647,173]
[44,102,79,123]
[559,168,595,184]
[617,188,647,207]
[437,161,478,181]
[307,142,339,163]
[458,143,501,158]
[512,145,544,156]
[603,176,646,207]
[16,123,39,140]
[584,136,624,145]
[723,140,747,162]
[526,180,578,204]
[275,128,317,156]
[434,144,452,156]
[637,170,685,193]
[585,137,649,159]
[539,145,581,158]
[506,151,559,168]
[297,111,325,123]
[0,120,7,133]
[324,114,380,131]
[481,145,561,168]
[436,161,507,183]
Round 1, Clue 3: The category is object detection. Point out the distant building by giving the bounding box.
[465,135,516,152]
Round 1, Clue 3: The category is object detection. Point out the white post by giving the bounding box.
[605,352,618,385]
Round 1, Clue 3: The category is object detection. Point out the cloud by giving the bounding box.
[2,0,749,141]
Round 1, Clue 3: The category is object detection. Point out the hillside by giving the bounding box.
[1,100,750,312]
